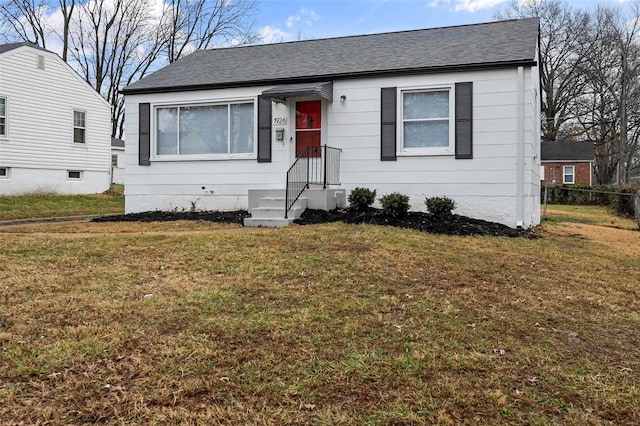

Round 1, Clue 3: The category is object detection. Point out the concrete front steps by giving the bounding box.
[244,187,346,228]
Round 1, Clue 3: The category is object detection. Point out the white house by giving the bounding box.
[0,43,112,195]
[111,137,125,185]
[122,18,541,229]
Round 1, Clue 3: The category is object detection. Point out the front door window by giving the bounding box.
[295,100,321,157]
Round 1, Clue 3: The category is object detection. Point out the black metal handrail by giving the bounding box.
[323,146,341,188]
[285,145,342,218]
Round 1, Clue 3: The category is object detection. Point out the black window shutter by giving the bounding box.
[138,103,151,165]
[380,87,397,161]
[455,82,473,159]
[257,95,272,163]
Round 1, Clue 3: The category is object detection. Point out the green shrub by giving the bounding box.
[425,196,456,219]
[379,192,410,218]
[348,187,376,211]
[610,187,638,218]
[541,184,639,220]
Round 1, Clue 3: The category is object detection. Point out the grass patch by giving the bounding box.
[543,204,638,230]
[0,221,638,424]
[0,191,124,220]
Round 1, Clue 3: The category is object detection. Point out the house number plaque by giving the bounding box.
[273,117,287,125]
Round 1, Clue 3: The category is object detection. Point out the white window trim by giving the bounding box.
[73,110,87,145]
[67,170,83,181]
[0,96,7,139]
[0,167,9,179]
[151,98,258,161]
[563,165,575,184]
[397,84,455,157]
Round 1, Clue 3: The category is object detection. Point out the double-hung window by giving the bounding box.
[400,87,454,155]
[73,110,86,143]
[155,101,255,158]
[0,97,6,137]
[563,165,575,184]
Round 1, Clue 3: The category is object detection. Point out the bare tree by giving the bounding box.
[495,0,589,143]
[159,0,259,63]
[1,0,261,137]
[0,0,49,46]
[68,0,165,137]
[56,0,74,61]
[575,3,640,184]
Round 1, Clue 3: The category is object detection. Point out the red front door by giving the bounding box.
[295,100,321,157]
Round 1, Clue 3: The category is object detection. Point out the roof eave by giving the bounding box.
[121,58,537,96]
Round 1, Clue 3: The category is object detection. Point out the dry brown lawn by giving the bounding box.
[0,220,638,425]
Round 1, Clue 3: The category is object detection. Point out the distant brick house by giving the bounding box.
[541,141,594,186]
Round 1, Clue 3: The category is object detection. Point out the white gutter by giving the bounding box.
[516,66,525,228]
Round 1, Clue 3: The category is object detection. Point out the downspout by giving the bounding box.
[516,66,525,228]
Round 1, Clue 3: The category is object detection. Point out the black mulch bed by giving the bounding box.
[94,208,537,238]
[92,210,251,224]
[294,208,536,238]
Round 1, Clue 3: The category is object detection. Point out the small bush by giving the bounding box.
[379,192,410,218]
[611,187,638,218]
[348,187,376,211]
[425,196,456,219]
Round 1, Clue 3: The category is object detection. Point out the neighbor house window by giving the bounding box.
[0,97,6,137]
[67,170,82,180]
[155,101,255,157]
[400,87,454,154]
[73,110,86,143]
[0,167,8,178]
[563,165,575,184]
[111,154,118,167]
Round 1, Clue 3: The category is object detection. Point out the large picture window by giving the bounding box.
[155,101,255,157]
[400,88,453,154]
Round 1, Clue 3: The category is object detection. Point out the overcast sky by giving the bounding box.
[256,0,619,43]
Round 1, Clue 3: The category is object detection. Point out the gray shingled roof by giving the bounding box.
[111,137,125,148]
[0,42,46,54]
[541,141,594,161]
[124,18,539,94]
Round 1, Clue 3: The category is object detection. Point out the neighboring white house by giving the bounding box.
[122,18,541,229]
[111,137,125,185]
[0,42,112,195]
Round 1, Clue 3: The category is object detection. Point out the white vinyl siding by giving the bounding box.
[154,101,255,159]
[0,46,111,194]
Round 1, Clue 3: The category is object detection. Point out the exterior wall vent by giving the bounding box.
[36,54,45,69]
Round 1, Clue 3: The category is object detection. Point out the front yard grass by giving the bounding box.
[0,189,124,220]
[0,221,638,424]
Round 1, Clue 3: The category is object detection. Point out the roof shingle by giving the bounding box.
[0,42,47,54]
[124,18,539,94]
[541,141,594,161]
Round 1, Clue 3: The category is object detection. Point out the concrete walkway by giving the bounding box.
[0,214,120,227]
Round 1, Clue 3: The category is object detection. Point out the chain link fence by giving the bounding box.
[542,185,640,230]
